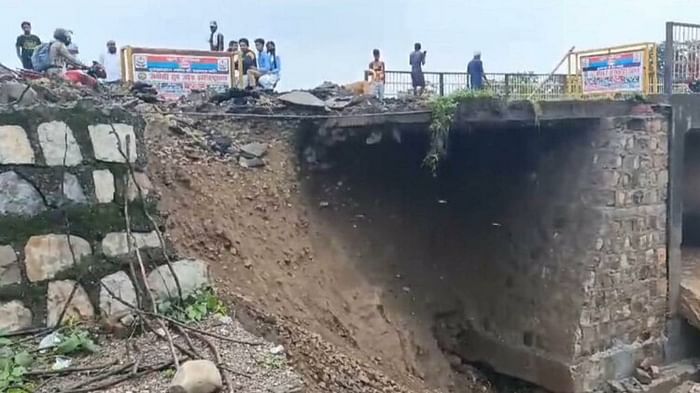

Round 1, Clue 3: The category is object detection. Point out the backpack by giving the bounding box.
[31,42,53,72]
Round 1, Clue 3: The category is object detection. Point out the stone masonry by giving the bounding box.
[0,102,210,331]
[431,106,670,393]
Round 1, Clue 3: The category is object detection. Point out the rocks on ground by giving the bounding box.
[168,359,223,393]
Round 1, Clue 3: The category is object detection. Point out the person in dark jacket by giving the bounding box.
[409,42,427,96]
[467,51,485,90]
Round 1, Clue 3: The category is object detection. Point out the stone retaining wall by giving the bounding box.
[0,102,208,332]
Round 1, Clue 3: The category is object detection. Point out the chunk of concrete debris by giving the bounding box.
[325,96,354,110]
[0,81,38,105]
[240,142,268,158]
[168,359,222,393]
[239,156,265,168]
[278,91,326,108]
[680,278,700,330]
[635,367,653,385]
[365,131,382,145]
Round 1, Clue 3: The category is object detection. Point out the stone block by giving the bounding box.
[88,123,138,163]
[0,125,34,164]
[101,231,161,257]
[168,359,222,393]
[148,259,210,301]
[47,280,94,327]
[0,245,21,286]
[126,172,153,201]
[37,121,83,166]
[63,173,87,204]
[0,81,38,105]
[100,271,137,317]
[93,169,115,203]
[25,234,92,282]
[0,301,32,332]
[0,171,47,217]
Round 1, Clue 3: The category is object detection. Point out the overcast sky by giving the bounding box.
[1,0,698,90]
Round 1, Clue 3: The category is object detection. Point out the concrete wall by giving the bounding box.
[0,102,207,331]
[426,113,669,392]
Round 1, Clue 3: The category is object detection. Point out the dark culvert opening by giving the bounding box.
[297,119,598,392]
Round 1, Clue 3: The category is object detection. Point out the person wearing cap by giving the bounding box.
[467,51,485,90]
[47,28,88,76]
[208,21,224,51]
[99,40,121,83]
[15,21,41,69]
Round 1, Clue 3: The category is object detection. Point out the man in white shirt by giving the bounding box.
[99,40,121,83]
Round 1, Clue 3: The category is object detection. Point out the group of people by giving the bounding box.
[367,43,487,99]
[207,21,281,90]
[15,21,122,82]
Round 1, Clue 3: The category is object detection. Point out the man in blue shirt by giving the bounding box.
[467,51,485,90]
[246,38,270,88]
[255,38,270,72]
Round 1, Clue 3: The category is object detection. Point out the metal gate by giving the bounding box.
[664,22,700,94]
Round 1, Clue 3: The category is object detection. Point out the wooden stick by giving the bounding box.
[528,46,576,100]
[25,360,118,376]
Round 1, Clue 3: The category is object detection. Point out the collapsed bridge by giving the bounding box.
[2,83,700,393]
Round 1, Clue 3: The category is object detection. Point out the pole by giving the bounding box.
[528,46,575,100]
[664,22,675,95]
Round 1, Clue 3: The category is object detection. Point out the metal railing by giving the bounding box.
[370,71,569,100]
[664,22,700,94]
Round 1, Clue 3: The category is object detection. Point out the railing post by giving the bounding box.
[665,22,675,95]
[504,74,511,99]
[439,73,445,96]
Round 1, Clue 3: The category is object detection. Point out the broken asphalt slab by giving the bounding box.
[278,91,327,109]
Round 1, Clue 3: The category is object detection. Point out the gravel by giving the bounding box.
[34,317,304,393]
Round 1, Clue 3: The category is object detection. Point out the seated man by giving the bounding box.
[33,28,87,76]
[258,41,280,90]
[237,38,257,88]
[246,38,270,88]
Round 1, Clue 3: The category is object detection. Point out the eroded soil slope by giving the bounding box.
[144,115,500,393]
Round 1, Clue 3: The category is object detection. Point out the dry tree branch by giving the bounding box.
[108,122,184,303]
[120,134,179,369]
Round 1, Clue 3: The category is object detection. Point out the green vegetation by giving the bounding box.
[424,89,494,174]
[158,287,228,323]
[0,325,97,392]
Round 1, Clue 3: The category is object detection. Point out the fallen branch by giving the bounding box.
[99,281,264,346]
[62,361,134,391]
[25,360,118,376]
[120,142,180,370]
[60,358,184,393]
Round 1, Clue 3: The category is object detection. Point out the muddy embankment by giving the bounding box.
[145,115,554,393]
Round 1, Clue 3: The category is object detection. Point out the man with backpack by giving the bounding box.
[32,28,88,76]
[15,21,41,70]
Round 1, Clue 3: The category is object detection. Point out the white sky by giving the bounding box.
[1,0,698,90]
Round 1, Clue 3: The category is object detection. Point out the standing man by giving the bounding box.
[368,49,386,100]
[467,51,485,90]
[15,21,41,70]
[99,40,121,83]
[208,21,224,51]
[410,43,427,96]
